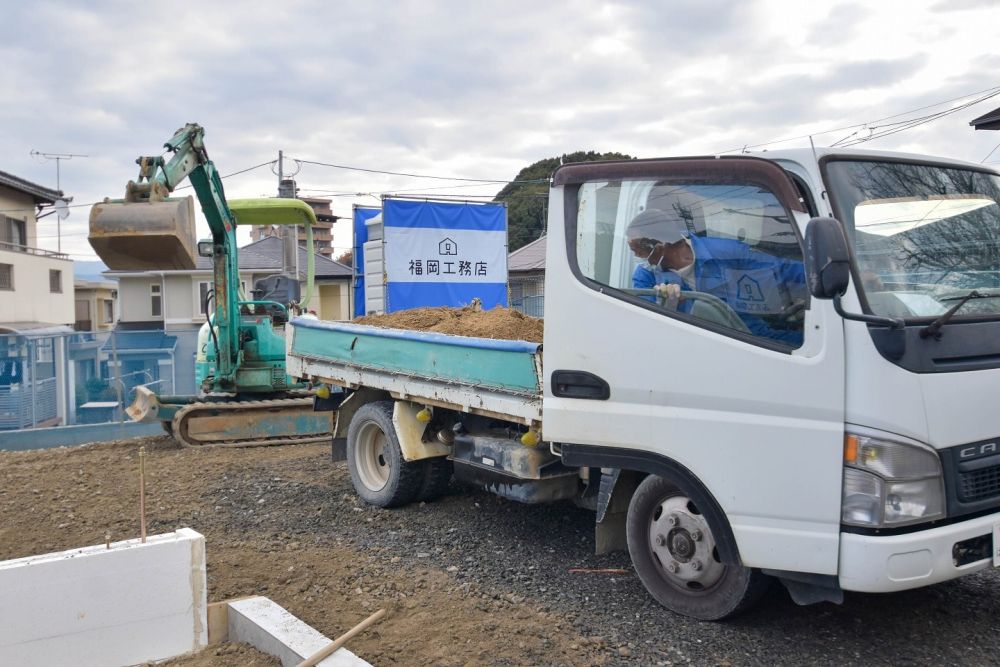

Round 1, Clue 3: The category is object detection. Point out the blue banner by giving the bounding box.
[382,199,508,312]
[353,206,381,318]
[386,282,508,312]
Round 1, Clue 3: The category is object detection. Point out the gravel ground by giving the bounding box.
[4,436,1000,666]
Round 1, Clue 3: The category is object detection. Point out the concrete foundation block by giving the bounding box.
[228,596,371,667]
[0,528,207,666]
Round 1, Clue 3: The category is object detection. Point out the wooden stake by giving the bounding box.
[139,446,147,543]
[294,608,386,667]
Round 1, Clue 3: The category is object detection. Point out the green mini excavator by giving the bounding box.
[88,123,333,447]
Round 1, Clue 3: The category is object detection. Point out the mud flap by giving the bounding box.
[331,437,347,462]
[595,469,641,555]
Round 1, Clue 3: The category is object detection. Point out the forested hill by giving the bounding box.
[494,151,633,251]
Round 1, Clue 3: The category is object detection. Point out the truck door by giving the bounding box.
[542,157,846,575]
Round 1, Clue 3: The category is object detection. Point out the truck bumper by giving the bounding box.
[839,512,1000,592]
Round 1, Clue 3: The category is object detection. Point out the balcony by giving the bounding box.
[0,241,69,260]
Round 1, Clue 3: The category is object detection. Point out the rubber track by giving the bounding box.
[171,397,330,448]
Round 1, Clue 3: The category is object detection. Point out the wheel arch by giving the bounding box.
[561,443,742,566]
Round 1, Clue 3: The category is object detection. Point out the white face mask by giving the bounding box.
[642,246,663,271]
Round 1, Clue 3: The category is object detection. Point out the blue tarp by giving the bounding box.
[353,205,381,317]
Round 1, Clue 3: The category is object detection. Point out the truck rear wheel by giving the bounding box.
[417,457,453,502]
[626,474,769,620]
[347,401,424,508]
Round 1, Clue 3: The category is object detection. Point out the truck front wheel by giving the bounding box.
[626,474,770,620]
[346,401,424,508]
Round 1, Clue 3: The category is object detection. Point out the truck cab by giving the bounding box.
[543,148,1000,617]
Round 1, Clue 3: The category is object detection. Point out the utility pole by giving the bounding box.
[277,151,298,279]
[30,150,88,253]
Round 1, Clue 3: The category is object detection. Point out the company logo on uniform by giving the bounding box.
[736,274,765,302]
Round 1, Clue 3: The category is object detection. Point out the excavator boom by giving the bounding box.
[88,124,331,447]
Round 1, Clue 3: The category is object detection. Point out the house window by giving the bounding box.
[0,263,11,290]
[0,215,26,248]
[151,283,162,317]
[198,281,212,314]
[75,300,91,331]
[200,280,248,314]
[49,269,62,293]
[102,299,114,323]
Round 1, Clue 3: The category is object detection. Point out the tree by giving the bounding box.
[334,250,353,267]
[494,151,634,251]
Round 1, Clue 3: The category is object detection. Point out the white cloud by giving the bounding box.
[2,0,1000,260]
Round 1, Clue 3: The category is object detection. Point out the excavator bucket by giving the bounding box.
[126,385,161,423]
[88,196,197,270]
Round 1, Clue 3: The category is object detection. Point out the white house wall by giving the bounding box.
[0,188,38,247]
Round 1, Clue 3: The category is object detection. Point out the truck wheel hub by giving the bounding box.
[649,495,726,589]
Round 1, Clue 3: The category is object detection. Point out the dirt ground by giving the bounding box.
[0,437,604,667]
[355,305,543,343]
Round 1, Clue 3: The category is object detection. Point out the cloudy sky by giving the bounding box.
[4,0,1000,261]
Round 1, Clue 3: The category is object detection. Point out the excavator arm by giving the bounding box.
[89,124,331,446]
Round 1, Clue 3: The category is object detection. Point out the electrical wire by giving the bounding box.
[292,158,546,185]
[716,83,1000,154]
[174,160,276,190]
[836,92,997,147]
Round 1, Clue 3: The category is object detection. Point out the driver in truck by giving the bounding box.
[627,206,807,346]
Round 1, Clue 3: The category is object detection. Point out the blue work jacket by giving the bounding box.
[631,235,805,345]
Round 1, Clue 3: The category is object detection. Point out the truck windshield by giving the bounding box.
[825,160,1000,320]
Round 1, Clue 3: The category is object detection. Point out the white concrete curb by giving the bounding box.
[228,596,371,666]
[0,528,207,667]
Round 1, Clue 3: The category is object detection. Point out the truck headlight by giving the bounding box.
[841,433,945,528]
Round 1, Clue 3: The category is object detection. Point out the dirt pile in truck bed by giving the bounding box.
[355,305,543,343]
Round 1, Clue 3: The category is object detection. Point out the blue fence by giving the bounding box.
[0,327,198,433]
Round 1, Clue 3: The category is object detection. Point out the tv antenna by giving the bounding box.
[29,150,88,253]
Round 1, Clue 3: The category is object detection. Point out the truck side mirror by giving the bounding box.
[804,217,851,300]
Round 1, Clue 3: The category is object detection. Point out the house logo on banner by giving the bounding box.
[383,198,508,312]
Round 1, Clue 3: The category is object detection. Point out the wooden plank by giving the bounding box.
[207,601,230,645]
[208,596,257,644]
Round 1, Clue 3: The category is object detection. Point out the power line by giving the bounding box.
[292,157,546,185]
[174,160,276,190]
[716,83,1000,154]
[836,90,1000,147]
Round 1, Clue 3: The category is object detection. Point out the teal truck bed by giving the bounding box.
[286,318,543,426]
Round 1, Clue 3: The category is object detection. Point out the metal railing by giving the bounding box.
[0,377,56,429]
[0,326,199,432]
[0,240,70,260]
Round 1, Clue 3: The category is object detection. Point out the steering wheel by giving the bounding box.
[621,288,750,333]
[778,298,807,322]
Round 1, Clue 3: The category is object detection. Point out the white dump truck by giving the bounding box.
[287,148,1000,619]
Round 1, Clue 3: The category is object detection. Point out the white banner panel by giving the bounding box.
[384,227,508,283]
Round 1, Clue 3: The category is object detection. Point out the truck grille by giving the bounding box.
[958,464,1000,502]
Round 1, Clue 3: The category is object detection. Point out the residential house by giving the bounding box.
[508,235,546,317]
[104,234,352,396]
[0,169,73,333]
[0,169,74,429]
[70,279,118,410]
[74,279,117,333]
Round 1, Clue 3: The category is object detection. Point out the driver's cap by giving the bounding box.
[626,208,687,244]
